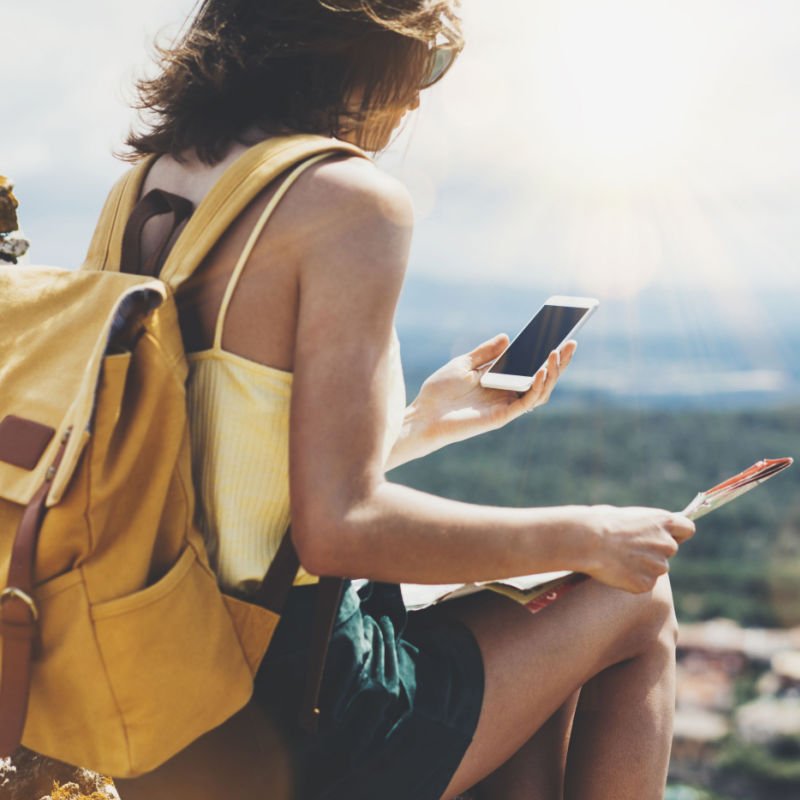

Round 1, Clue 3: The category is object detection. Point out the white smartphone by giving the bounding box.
[479,295,599,392]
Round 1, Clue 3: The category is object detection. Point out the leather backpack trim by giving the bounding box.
[0,426,71,755]
[0,416,55,471]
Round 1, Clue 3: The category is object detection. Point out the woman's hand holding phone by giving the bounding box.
[386,295,594,469]
[480,296,597,391]
[385,334,578,469]
[514,342,579,412]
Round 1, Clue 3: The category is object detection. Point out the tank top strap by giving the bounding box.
[213,151,338,351]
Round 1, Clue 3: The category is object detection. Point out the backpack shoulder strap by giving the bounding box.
[211,149,334,350]
[83,136,370,290]
[160,135,369,291]
[82,156,158,273]
[120,189,195,277]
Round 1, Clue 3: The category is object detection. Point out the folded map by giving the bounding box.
[401,457,793,613]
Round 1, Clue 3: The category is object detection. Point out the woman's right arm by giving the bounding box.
[283,157,694,594]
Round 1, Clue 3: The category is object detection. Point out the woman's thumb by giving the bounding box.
[470,333,509,369]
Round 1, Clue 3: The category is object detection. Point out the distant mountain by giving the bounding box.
[395,275,800,408]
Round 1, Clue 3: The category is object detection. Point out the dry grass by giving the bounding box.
[48,781,116,800]
[0,750,117,800]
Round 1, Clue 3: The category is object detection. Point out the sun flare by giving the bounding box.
[528,0,710,188]
[407,0,782,299]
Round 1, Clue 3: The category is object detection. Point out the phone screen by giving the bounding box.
[487,305,590,377]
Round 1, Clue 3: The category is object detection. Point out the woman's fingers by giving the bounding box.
[665,513,696,543]
[514,368,545,410]
[560,340,578,367]
[540,350,562,402]
[532,352,559,394]
[547,341,577,381]
[514,364,548,412]
[515,341,577,413]
[470,333,510,371]
[543,342,577,395]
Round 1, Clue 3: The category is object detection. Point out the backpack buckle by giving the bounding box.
[0,587,39,623]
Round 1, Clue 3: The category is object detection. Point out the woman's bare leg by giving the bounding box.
[429,573,678,800]
[473,690,581,800]
[564,627,676,799]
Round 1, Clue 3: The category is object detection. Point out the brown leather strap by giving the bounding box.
[250,527,300,615]
[0,427,71,756]
[251,529,344,734]
[120,190,194,277]
[298,576,344,734]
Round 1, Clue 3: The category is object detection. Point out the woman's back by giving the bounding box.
[131,137,407,592]
[136,132,410,368]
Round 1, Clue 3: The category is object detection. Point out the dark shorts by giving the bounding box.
[254,580,485,800]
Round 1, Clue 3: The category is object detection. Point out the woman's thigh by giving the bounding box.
[423,573,677,799]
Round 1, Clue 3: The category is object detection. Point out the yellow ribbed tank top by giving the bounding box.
[184,152,406,594]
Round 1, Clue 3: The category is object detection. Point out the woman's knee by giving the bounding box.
[630,573,678,655]
[607,572,678,664]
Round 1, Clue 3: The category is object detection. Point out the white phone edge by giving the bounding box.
[479,295,599,392]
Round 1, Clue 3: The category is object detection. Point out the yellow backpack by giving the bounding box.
[0,135,366,777]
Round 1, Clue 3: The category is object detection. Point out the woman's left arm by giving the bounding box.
[385,335,577,470]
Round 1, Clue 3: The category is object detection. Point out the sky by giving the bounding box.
[4,0,799,305]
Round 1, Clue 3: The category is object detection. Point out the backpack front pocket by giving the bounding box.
[23,567,128,773]
[90,545,258,776]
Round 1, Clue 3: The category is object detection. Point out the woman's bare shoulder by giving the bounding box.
[259,153,414,291]
[281,154,414,233]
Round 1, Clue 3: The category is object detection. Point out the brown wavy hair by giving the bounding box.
[121,0,463,164]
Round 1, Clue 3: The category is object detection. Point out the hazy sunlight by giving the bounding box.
[531,0,706,188]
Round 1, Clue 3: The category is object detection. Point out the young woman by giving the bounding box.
[120,1,695,797]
